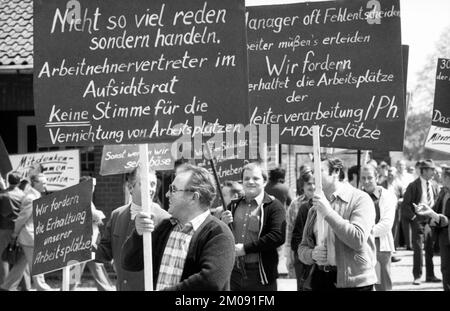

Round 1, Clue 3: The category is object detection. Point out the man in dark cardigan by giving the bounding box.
[121,164,235,291]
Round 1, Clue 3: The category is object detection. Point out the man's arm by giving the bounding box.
[372,191,396,237]
[14,195,33,235]
[401,184,416,221]
[243,201,286,254]
[298,209,315,265]
[163,230,235,291]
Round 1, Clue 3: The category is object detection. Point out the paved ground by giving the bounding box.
[42,248,443,291]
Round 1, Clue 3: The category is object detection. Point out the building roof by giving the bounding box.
[0,0,33,67]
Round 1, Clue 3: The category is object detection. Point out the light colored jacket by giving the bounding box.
[299,183,377,288]
[372,187,396,252]
[15,187,41,247]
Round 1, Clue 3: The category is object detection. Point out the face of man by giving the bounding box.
[397,160,406,173]
[130,169,157,206]
[360,168,377,193]
[303,176,315,199]
[33,175,47,193]
[421,168,435,181]
[242,166,266,200]
[387,169,396,182]
[320,160,335,192]
[166,171,193,220]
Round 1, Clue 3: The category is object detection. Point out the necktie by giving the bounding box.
[369,192,381,223]
[426,181,433,207]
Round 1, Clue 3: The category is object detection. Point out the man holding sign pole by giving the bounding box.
[122,165,235,290]
[95,167,169,291]
[298,157,377,290]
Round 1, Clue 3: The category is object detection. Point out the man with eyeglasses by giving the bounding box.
[121,164,235,290]
[95,167,170,291]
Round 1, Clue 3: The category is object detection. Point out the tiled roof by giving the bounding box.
[0,0,33,66]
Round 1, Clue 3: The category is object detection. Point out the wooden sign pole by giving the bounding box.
[312,126,326,246]
[139,144,153,291]
[62,267,70,291]
[205,143,227,212]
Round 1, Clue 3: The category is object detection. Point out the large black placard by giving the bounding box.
[247,0,404,150]
[431,58,450,128]
[34,0,248,147]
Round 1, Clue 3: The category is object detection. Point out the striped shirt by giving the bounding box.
[156,210,210,290]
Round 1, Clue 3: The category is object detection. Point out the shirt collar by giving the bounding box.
[331,183,352,203]
[420,176,430,187]
[170,210,210,232]
[244,190,265,206]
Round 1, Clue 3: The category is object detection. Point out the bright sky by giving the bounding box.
[245,0,450,91]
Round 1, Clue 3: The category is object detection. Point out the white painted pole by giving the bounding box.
[312,126,326,246]
[139,144,153,291]
[62,267,70,291]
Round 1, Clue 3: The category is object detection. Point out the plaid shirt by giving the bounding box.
[156,210,209,290]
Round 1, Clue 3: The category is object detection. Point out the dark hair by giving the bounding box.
[180,164,217,208]
[241,162,268,182]
[7,171,21,186]
[326,157,345,181]
[347,165,359,182]
[222,180,244,199]
[174,158,190,169]
[415,160,423,168]
[298,167,314,194]
[269,167,286,183]
[379,161,388,169]
[18,179,29,191]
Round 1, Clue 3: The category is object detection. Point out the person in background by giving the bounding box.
[95,166,170,290]
[0,172,24,285]
[397,159,415,251]
[360,165,396,290]
[415,164,450,291]
[122,164,235,290]
[1,173,54,291]
[298,157,377,291]
[285,166,313,279]
[347,165,360,188]
[70,176,114,291]
[265,167,292,209]
[377,162,389,186]
[221,162,286,291]
[290,168,315,290]
[210,180,244,219]
[402,159,440,285]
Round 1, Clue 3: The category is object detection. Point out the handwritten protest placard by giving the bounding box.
[247,0,404,150]
[100,142,174,175]
[32,180,93,275]
[9,149,80,192]
[425,58,450,153]
[0,136,12,178]
[33,0,248,147]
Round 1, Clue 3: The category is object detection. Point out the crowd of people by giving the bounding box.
[0,156,449,291]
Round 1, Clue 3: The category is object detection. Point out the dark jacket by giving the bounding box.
[265,182,292,208]
[121,214,235,291]
[229,192,286,284]
[432,189,450,246]
[0,186,24,230]
[402,178,440,222]
[291,199,312,253]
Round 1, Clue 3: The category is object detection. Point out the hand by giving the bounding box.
[311,245,327,265]
[312,193,332,217]
[135,212,155,235]
[235,243,245,257]
[221,210,233,225]
[414,203,436,218]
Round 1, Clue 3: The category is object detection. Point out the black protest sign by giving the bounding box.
[32,180,93,275]
[424,58,450,154]
[431,58,450,128]
[34,0,248,147]
[247,0,404,151]
[100,142,174,175]
[0,136,12,178]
